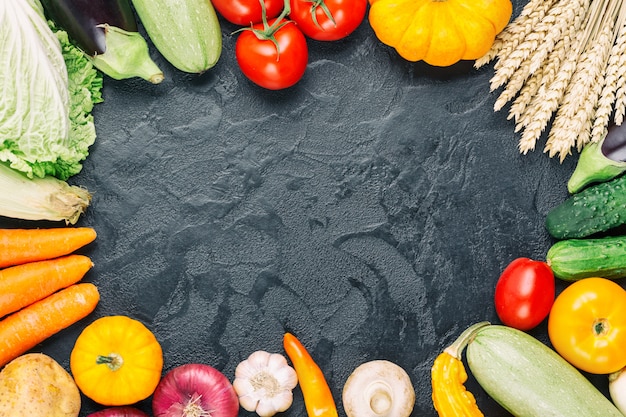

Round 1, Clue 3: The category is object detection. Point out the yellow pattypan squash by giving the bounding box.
[369,0,513,67]
[70,315,163,406]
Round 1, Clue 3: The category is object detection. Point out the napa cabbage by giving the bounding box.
[0,0,103,181]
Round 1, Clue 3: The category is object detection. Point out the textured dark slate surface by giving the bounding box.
[3,1,614,416]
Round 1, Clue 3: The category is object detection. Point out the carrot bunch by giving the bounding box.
[0,227,100,367]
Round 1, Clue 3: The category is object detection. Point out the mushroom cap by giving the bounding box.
[342,360,415,417]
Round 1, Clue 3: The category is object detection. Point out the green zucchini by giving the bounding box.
[461,323,622,416]
[545,174,626,239]
[546,235,626,280]
[130,0,222,73]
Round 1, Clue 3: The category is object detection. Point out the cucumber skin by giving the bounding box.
[545,174,626,239]
[466,325,622,417]
[546,235,626,281]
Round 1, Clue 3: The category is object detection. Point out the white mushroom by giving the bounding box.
[342,360,415,417]
[609,367,626,415]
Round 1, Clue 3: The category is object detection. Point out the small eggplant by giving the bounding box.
[41,0,164,83]
[568,122,626,194]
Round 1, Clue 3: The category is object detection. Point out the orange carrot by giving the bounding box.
[0,282,100,368]
[0,227,97,268]
[0,254,93,319]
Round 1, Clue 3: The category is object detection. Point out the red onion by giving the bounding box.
[152,363,239,417]
[86,406,150,417]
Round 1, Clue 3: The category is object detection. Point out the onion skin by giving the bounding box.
[152,363,239,417]
[86,406,150,417]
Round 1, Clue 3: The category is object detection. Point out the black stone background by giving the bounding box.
[1,0,614,416]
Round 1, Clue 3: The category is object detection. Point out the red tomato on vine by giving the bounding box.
[235,18,308,90]
[212,0,284,26]
[289,0,367,41]
[494,258,555,331]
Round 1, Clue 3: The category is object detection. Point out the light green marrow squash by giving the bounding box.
[459,323,622,416]
[130,0,222,73]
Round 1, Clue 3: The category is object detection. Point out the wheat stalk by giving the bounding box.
[507,65,544,124]
[485,0,626,160]
[545,23,613,160]
[492,0,576,110]
[517,42,581,154]
[591,19,626,141]
[475,0,557,68]
[510,37,565,127]
[611,17,626,125]
[514,1,586,131]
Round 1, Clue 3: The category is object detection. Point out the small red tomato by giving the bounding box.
[212,0,284,26]
[289,0,367,41]
[235,19,308,90]
[494,258,555,330]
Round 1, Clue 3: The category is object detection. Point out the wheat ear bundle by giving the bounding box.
[478,0,626,161]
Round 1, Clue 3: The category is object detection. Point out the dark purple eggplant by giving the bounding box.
[601,122,626,162]
[41,0,163,83]
[568,122,626,194]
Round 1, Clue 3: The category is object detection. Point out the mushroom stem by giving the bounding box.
[342,360,415,417]
[369,383,393,414]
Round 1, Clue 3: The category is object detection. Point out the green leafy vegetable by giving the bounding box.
[0,162,90,224]
[0,0,103,181]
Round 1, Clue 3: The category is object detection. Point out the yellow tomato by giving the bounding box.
[548,277,626,374]
[70,315,163,406]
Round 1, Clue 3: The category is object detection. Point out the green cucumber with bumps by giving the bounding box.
[457,323,623,417]
[546,235,626,280]
[545,174,626,239]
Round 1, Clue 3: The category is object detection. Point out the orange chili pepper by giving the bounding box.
[283,332,338,417]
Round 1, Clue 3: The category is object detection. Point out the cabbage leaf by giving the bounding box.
[0,0,103,180]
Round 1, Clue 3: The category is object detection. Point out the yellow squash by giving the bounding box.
[369,0,512,67]
[70,315,163,406]
[431,323,487,416]
[431,352,483,416]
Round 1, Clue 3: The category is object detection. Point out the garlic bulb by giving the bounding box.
[233,350,298,417]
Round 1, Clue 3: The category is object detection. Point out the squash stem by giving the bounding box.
[444,321,491,359]
[96,353,124,371]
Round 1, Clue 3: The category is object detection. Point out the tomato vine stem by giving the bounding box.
[233,0,294,59]
[303,0,335,29]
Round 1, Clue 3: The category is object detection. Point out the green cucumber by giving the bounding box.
[546,235,626,281]
[545,174,626,239]
[130,0,222,73]
[460,323,622,417]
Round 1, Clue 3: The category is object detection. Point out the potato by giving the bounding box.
[0,353,80,416]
